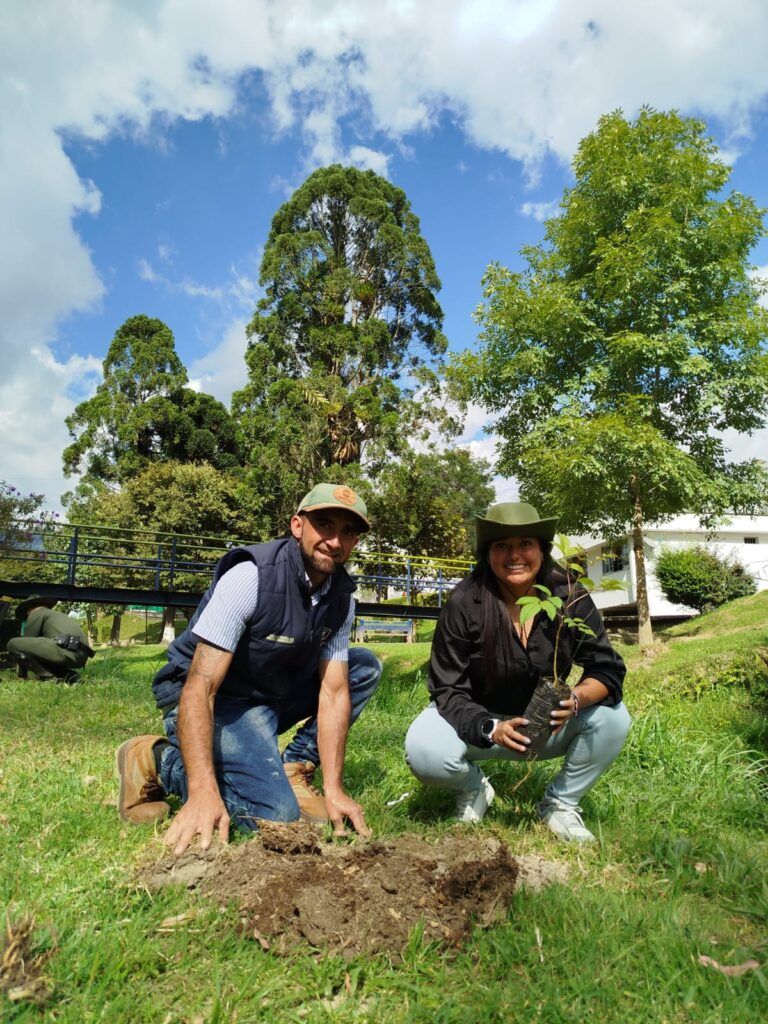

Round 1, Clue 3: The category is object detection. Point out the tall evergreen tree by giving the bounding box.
[233,164,450,529]
[63,315,239,487]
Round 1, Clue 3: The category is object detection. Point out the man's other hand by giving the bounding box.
[325,791,371,838]
[162,790,230,857]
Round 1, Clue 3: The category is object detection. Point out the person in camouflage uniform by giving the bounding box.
[6,596,93,681]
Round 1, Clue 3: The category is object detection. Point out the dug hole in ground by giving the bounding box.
[138,821,569,958]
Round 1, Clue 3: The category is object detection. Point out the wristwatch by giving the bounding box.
[481,718,499,745]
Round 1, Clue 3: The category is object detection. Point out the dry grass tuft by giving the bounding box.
[0,914,54,1006]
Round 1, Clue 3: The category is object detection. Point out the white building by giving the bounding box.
[574,515,768,618]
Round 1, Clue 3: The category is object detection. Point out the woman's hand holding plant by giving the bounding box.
[490,717,532,753]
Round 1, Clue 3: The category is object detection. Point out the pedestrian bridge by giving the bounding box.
[0,519,473,620]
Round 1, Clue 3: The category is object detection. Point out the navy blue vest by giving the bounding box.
[152,537,356,712]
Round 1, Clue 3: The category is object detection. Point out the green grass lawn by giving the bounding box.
[2,594,768,1022]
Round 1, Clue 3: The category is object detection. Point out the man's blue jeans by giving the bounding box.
[158,647,382,831]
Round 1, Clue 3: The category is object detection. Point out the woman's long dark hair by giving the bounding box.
[473,540,570,690]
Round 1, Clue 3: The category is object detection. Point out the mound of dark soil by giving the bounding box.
[139,822,567,958]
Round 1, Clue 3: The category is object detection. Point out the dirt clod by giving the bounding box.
[138,824,567,957]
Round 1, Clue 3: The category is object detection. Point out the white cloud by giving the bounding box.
[3,0,768,504]
[0,348,102,511]
[520,199,560,222]
[348,145,391,176]
[188,318,250,403]
[464,436,499,464]
[137,258,159,283]
[493,476,520,502]
[137,258,257,308]
[157,243,176,262]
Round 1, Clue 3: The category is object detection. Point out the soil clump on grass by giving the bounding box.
[139,822,567,957]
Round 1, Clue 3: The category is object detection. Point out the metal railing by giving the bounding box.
[0,518,473,609]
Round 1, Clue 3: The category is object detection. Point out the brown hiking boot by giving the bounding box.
[283,761,329,824]
[116,735,170,824]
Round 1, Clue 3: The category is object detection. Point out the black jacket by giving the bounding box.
[427,571,626,748]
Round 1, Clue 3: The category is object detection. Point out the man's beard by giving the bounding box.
[302,550,338,578]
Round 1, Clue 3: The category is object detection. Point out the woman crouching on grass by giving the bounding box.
[405,501,630,843]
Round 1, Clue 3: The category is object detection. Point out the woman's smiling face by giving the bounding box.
[488,535,544,594]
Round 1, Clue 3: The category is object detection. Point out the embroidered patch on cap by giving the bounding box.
[333,486,358,505]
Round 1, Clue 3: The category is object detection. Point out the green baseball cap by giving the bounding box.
[296,483,371,532]
[474,501,558,558]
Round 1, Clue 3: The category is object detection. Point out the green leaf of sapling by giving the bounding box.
[519,603,539,625]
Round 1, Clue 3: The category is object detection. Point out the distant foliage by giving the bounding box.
[0,481,61,583]
[655,546,757,612]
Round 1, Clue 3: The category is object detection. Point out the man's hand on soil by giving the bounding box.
[162,791,230,857]
[325,791,371,838]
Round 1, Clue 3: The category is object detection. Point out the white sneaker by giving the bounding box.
[537,797,595,843]
[454,774,495,823]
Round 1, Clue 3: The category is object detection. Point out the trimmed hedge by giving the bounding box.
[655,545,756,612]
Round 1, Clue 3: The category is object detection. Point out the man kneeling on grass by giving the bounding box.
[116,484,381,856]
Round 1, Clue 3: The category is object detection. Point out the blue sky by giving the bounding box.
[2,0,768,511]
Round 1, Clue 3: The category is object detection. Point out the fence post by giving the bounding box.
[406,555,412,603]
[67,526,79,585]
[168,535,177,590]
[437,567,443,607]
[154,543,162,591]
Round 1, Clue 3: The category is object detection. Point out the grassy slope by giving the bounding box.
[1,595,767,1022]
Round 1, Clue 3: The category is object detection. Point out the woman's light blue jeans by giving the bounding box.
[405,701,631,807]
[159,647,382,831]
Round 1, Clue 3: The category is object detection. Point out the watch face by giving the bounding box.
[482,718,494,736]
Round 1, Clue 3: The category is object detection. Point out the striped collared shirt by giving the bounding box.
[192,558,353,661]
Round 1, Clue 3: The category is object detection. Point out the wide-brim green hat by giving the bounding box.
[297,483,370,532]
[15,595,58,621]
[473,501,558,558]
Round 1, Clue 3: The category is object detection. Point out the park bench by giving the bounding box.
[354,617,415,643]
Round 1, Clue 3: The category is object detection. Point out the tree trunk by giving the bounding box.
[110,611,122,646]
[630,477,653,648]
[85,607,98,647]
[161,606,176,644]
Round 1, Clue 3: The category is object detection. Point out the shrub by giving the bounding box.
[655,545,757,613]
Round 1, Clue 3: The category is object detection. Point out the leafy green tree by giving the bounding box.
[0,481,61,585]
[65,462,247,641]
[366,448,495,560]
[233,164,450,529]
[655,546,757,612]
[63,315,240,486]
[62,314,241,640]
[456,109,768,645]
